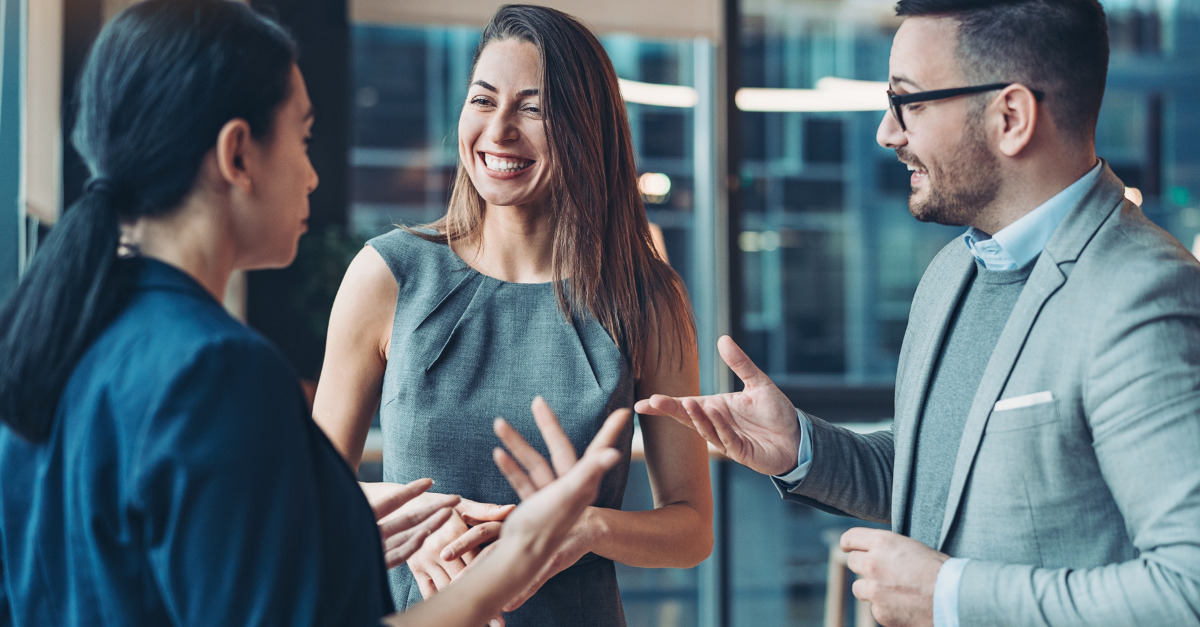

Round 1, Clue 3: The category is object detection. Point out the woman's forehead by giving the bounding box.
[473,39,541,88]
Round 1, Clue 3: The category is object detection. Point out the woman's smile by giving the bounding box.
[479,151,536,179]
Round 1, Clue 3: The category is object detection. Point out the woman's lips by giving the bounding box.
[479,152,535,180]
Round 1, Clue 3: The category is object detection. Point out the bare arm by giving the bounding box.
[312,246,395,471]
[587,298,713,568]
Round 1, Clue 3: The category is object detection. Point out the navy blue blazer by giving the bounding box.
[0,258,393,626]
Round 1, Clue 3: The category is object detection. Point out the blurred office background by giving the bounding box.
[3,0,1199,625]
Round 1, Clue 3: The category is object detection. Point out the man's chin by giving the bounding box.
[908,188,935,222]
[908,193,970,227]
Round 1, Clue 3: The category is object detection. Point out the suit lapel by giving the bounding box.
[935,256,1065,549]
[891,243,975,531]
[934,161,1128,549]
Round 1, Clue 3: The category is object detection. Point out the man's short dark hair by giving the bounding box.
[895,0,1109,144]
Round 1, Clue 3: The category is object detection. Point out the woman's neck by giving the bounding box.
[453,202,557,283]
[123,196,237,301]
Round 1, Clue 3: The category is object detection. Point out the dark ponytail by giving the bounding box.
[0,0,296,442]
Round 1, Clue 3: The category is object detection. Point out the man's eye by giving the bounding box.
[904,103,921,113]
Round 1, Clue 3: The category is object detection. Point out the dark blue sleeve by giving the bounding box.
[1,541,10,627]
[131,338,327,626]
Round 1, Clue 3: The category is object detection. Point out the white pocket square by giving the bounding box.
[994,391,1054,412]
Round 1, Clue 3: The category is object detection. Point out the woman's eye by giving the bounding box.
[471,96,493,106]
[523,106,541,114]
[904,103,921,113]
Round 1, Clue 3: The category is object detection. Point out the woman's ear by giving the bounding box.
[215,118,254,193]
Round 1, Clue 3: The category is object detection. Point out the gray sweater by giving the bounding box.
[905,257,1035,548]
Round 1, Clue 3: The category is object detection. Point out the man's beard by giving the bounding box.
[900,117,1000,227]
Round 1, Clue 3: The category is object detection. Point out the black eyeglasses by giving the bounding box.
[886,83,1045,131]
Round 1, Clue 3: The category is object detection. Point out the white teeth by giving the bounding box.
[907,164,916,171]
[483,153,533,173]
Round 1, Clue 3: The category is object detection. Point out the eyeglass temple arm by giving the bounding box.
[891,83,1044,104]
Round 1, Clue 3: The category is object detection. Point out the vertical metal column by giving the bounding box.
[692,41,725,397]
[425,28,446,220]
[0,0,20,298]
[693,29,734,627]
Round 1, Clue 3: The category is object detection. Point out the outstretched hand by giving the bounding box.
[478,398,627,611]
[361,479,460,569]
[634,335,801,476]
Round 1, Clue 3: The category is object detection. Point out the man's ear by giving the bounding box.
[993,85,1039,157]
[215,118,254,193]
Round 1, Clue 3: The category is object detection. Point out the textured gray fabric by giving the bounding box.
[773,162,1200,625]
[368,229,636,627]
[906,259,1033,548]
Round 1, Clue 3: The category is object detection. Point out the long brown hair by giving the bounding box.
[414,4,693,379]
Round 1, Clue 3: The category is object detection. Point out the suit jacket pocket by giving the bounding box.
[985,400,1060,433]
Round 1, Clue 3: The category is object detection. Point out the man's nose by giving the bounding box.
[877,109,906,149]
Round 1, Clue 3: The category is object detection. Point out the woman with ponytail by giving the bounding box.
[0,2,626,626]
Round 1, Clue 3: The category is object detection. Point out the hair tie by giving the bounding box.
[85,177,120,197]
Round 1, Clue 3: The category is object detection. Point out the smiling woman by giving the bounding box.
[313,5,714,627]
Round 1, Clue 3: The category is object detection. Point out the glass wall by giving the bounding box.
[739,0,974,389]
[738,0,1200,394]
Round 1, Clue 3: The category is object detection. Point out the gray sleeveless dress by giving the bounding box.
[368,229,636,627]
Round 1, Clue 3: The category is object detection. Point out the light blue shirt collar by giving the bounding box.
[963,162,1103,271]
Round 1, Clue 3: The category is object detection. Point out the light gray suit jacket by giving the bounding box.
[778,163,1200,625]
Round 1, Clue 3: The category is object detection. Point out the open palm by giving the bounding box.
[634,335,800,476]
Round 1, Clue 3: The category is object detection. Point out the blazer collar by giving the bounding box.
[1042,160,1127,266]
[134,257,221,306]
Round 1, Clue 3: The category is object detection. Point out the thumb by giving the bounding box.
[717,335,775,390]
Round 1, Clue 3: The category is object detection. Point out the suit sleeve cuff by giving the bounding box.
[772,408,813,488]
[933,557,969,627]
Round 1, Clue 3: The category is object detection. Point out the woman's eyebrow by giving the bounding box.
[470,80,539,97]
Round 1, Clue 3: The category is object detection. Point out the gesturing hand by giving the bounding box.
[437,499,516,567]
[361,479,460,569]
[453,397,625,612]
[841,528,948,627]
[634,335,800,476]
[456,397,623,612]
[405,497,513,600]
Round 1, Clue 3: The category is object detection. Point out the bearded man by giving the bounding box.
[637,0,1200,625]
